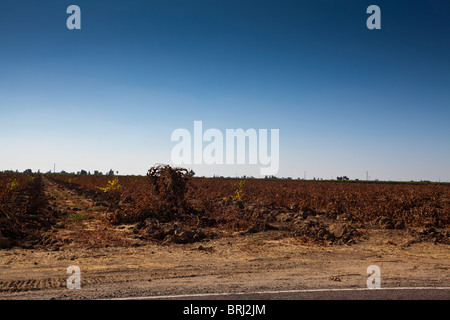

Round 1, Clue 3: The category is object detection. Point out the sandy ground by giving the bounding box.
[0,178,448,300]
[0,229,449,300]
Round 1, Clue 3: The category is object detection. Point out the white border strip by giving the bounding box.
[110,287,450,300]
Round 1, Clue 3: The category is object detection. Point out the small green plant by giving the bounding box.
[7,179,19,190]
[87,205,108,212]
[54,191,71,199]
[97,177,121,193]
[231,180,246,201]
[24,175,34,183]
[68,213,93,221]
[243,234,266,246]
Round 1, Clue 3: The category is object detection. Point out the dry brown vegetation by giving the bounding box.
[1,166,449,249]
[0,174,58,248]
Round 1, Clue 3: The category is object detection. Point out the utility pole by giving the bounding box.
[366,171,368,181]
[54,164,56,174]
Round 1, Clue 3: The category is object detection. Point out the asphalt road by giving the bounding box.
[117,287,450,300]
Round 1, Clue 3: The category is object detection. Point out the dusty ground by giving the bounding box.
[0,177,448,300]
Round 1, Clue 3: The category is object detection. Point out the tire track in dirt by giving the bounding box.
[0,273,121,293]
[0,278,65,293]
[0,269,229,294]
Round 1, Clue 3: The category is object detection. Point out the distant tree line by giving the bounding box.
[1,169,118,175]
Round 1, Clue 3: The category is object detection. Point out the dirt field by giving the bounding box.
[1,229,449,300]
[0,175,448,300]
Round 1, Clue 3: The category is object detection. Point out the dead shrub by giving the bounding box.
[146,164,194,216]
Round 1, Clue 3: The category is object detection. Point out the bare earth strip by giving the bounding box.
[0,178,448,300]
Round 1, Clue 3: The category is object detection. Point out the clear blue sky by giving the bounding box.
[1,0,449,181]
